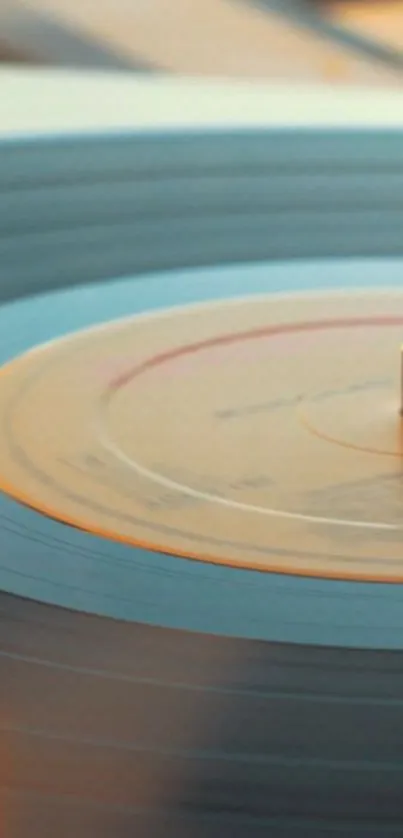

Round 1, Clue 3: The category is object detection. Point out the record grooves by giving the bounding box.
[3,78,403,836]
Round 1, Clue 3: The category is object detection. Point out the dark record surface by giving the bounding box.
[3,110,403,835]
[3,590,403,838]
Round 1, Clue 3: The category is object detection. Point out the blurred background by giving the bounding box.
[1,0,403,87]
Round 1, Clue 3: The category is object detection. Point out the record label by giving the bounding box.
[1,289,403,580]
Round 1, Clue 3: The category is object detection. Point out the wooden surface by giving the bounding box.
[328,1,403,52]
[1,0,402,83]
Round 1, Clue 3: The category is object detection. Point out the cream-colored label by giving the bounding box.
[1,290,403,580]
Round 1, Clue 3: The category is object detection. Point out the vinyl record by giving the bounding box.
[2,70,403,837]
